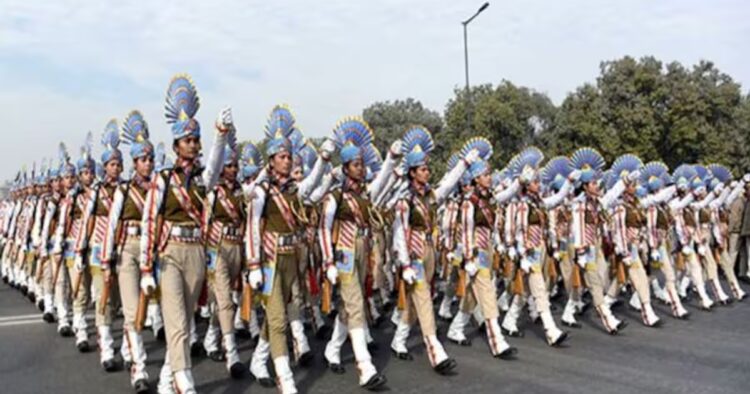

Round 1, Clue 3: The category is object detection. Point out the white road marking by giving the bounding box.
[0,319,44,327]
[0,313,40,322]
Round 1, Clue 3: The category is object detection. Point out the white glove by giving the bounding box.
[516,246,526,258]
[730,181,739,189]
[553,251,561,261]
[650,250,661,262]
[140,274,156,296]
[681,245,693,256]
[627,170,641,182]
[464,261,478,277]
[464,149,481,165]
[248,267,263,290]
[319,138,336,160]
[568,169,582,182]
[326,264,338,286]
[744,174,750,183]
[402,266,417,285]
[74,255,86,272]
[390,140,404,157]
[331,166,343,181]
[697,245,707,256]
[495,244,505,256]
[508,247,517,260]
[216,106,234,133]
[446,252,456,262]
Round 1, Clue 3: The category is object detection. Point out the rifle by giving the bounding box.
[134,292,148,331]
[240,276,254,322]
[98,270,113,315]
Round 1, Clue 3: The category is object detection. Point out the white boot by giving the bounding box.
[223,334,243,377]
[98,325,116,366]
[324,317,348,367]
[561,298,580,328]
[678,276,691,299]
[423,334,453,370]
[74,313,89,350]
[629,292,642,311]
[127,329,149,387]
[711,278,730,304]
[202,322,220,355]
[273,356,298,394]
[527,296,539,323]
[43,293,55,321]
[157,359,174,394]
[651,278,668,303]
[120,332,132,366]
[233,307,246,332]
[173,369,196,394]
[486,318,515,358]
[447,311,471,345]
[351,327,384,388]
[390,320,411,356]
[596,305,622,334]
[501,295,522,336]
[498,290,510,312]
[540,311,567,346]
[189,317,198,347]
[199,304,210,319]
[248,308,260,339]
[289,319,311,363]
[438,296,453,320]
[603,294,617,309]
[390,308,401,326]
[641,302,661,327]
[249,338,273,385]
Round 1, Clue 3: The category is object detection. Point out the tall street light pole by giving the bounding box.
[462,2,490,133]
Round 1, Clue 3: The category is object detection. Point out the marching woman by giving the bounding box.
[75,120,125,371]
[568,148,629,334]
[608,155,661,327]
[669,165,714,310]
[640,162,689,319]
[319,117,389,390]
[707,164,747,301]
[447,139,519,354]
[60,133,98,351]
[99,110,154,393]
[201,135,247,378]
[504,148,576,345]
[246,105,334,394]
[390,126,474,372]
[37,157,64,324]
[140,74,230,394]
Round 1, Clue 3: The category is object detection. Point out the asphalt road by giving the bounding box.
[1,280,748,394]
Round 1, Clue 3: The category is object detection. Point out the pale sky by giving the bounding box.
[1,0,748,180]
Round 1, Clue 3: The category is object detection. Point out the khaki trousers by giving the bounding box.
[117,238,141,331]
[336,237,368,329]
[261,251,298,359]
[459,245,500,320]
[207,241,242,335]
[160,242,206,372]
[401,243,437,337]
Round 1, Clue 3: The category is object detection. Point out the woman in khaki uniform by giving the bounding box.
[391,126,474,373]
[245,105,333,394]
[139,74,230,394]
[100,110,154,393]
[319,117,388,390]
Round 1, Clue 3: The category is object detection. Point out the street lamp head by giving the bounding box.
[478,2,490,13]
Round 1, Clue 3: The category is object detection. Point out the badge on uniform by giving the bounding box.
[477,250,491,270]
[90,245,102,267]
[206,248,218,271]
[261,266,275,296]
[335,247,355,276]
[410,259,426,286]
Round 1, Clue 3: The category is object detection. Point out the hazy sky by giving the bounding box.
[1,0,748,180]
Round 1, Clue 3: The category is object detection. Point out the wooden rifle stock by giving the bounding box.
[240,281,253,323]
[134,292,148,332]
